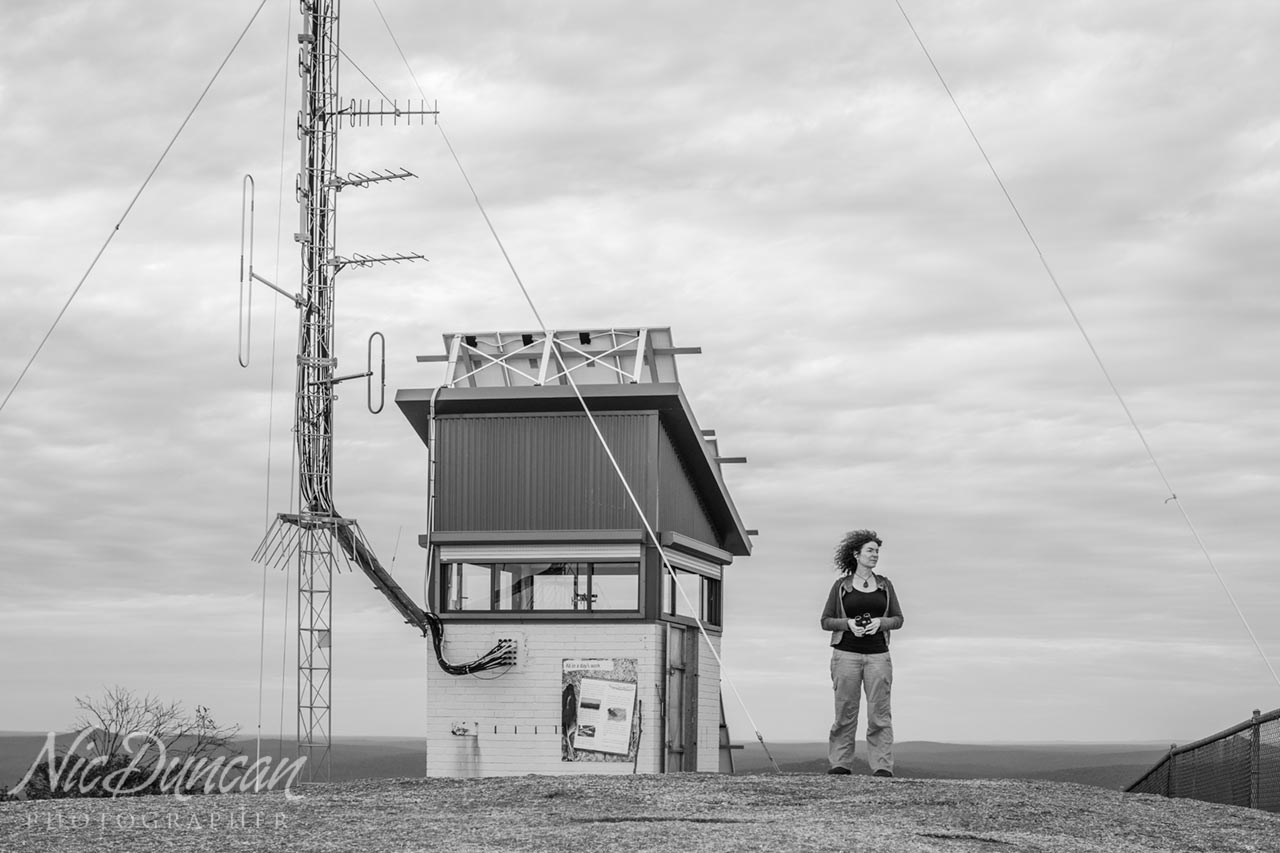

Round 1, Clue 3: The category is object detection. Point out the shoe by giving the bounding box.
[826,766,852,775]
[872,769,894,778]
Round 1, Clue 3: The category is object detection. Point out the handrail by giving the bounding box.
[1170,707,1280,757]
[1126,705,1280,813]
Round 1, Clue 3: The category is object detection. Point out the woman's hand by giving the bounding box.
[865,617,882,635]
[847,618,864,637]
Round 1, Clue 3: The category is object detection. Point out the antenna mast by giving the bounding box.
[269,0,432,782]
[243,0,512,783]
[292,0,343,786]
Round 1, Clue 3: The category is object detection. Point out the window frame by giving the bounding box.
[440,559,642,616]
[660,567,722,628]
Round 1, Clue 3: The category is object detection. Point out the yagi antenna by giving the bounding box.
[334,168,416,190]
[344,98,438,127]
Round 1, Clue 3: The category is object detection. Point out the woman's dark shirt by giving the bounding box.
[834,587,889,654]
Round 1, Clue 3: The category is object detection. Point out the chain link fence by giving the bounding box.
[1127,707,1280,812]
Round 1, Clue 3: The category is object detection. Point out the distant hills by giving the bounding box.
[0,732,427,792]
[1,732,1167,792]
[732,740,1171,789]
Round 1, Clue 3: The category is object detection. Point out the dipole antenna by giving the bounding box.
[240,0,436,782]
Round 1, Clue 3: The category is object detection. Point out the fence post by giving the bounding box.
[1250,709,1261,809]
[1167,743,1177,798]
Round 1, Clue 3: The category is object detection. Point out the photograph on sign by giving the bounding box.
[573,677,637,755]
[561,658,638,762]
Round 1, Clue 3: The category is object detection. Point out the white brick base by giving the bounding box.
[424,622,722,777]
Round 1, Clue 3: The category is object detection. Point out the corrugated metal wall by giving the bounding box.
[655,421,719,546]
[435,412,651,531]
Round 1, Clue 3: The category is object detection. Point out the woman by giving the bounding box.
[819,529,904,776]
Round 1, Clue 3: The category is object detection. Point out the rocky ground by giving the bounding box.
[3,773,1279,852]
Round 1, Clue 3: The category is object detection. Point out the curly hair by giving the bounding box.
[834,529,882,574]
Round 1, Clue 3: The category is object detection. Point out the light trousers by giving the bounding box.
[828,649,893,773]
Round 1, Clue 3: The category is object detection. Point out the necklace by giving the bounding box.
[854,572,874,588]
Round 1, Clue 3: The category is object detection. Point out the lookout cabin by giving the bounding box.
[395,327,752,776]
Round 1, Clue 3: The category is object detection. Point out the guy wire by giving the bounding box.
[370,0,782,769]
[0,0,270,416]
[258,0,299,784]
[893,0,1279,691]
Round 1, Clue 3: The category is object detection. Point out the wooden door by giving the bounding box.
[664,624,699,771]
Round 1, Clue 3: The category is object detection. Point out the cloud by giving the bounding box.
[2,0,1277,745]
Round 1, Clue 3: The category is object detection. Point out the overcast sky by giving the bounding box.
[2,0,1277,748]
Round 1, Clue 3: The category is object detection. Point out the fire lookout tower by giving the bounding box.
[397,327,752,776]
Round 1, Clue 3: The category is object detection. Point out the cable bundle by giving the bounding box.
[330,513,515,676]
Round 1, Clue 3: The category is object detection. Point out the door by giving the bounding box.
[664,623,699,771]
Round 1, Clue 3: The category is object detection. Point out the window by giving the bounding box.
[590,562,642,612]
[442,561,640,613]
[445,562,493,611]
[661,568,721,627]
[703,574,722,625]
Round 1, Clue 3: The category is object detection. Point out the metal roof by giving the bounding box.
[395,383,752,556]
